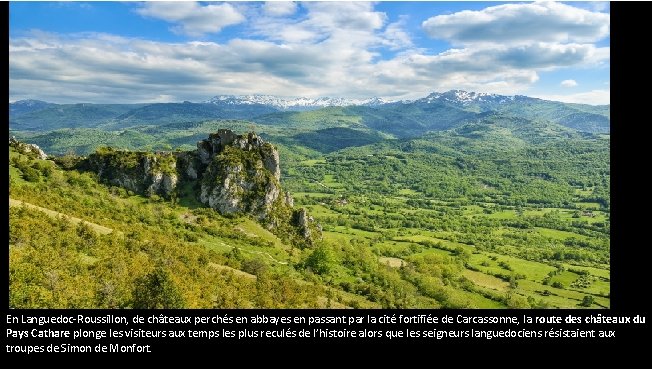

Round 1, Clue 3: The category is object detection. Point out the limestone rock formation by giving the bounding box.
[196,130,286,219]
[9,136,48,160]
[86,148,178,198]
[82,130,318,243]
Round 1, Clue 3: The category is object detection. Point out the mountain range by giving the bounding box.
[205,94,392,111]
[9,90,610,156]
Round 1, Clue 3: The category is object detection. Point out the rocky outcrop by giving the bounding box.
[294,208,312,240]
[9,136,48,160]
[86,148,179,198]
[197,130,284,219]
[82,130,318,243]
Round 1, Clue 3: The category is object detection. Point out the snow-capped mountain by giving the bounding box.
[204,90,539,112]
[419,90,521,106]
[205,94,393,111]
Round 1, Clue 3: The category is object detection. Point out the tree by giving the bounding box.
[242,257,268,277]
[305,245,335,275]
[580,295,594,307]
[132,267,185,309]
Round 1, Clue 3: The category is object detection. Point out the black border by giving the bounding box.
[609,1,648,311]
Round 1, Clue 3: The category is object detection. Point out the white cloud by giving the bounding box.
[382,15,413,50]
[304,2,386,31]
[8,28,609,103]
[418,1,609,102]
[574,2,610,13]
[251,1,389,45]
[9,2,610,103]
[136,2,245,37]
[561,79,578,87]
[422,1,610,45]
[533,89,609,105]
[493,43,608,69]
[263,2,297,17]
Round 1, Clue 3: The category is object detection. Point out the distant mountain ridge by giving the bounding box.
[9,90,610,137]
[408,90,610,134]
[9,99,54,117]
[205,94,393,111]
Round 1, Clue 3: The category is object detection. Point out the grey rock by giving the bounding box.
[295,208,311,240]
[9,136,48,160]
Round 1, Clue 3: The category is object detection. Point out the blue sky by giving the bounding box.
[9,1,610,104]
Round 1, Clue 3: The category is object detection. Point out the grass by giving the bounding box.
[322,230,356,245]
[330,225,380,239]
[299,159,326,166]
[535,227,589,241]
[516,279,610,308]
[235,218,288,250]
[395,234,475,252]
[562,264,610,279]
[304,204,340,217]
[291,192,333,199]
[9,198,115,235]
[463,269,509,292]
[574,187,594,196]
[322,174,344,188]
[199,234,292,266]
[485,210,518,219]
[209,262,256,280]
[448,288,507,308]
[549,271,579,287]
[373,240,419,257]
[468,252,557,283]
[9,166,26,185]
[415,247,453,257]
[378,256,405,268]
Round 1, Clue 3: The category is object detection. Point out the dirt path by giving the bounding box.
[9,198,116,235]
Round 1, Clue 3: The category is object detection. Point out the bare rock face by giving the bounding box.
[143,155,178,196]
[262,145,281,181]
[174,151,199,180]
[198,130,282,220]
[295,208,312,239]
[284,192,294,207]
[86,148,178,198]
[9,136,48,160]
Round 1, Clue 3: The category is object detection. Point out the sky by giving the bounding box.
[9,1,610,105]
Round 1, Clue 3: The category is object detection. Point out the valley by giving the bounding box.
[8,90,610,309]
